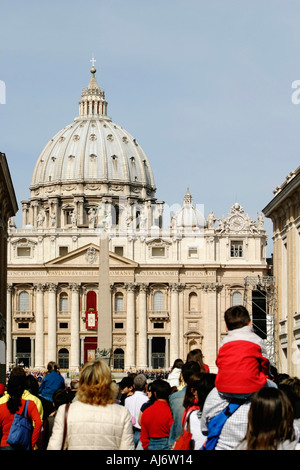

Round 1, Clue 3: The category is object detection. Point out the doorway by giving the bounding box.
[151,337,165,369]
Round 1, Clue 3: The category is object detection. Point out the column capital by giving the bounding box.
[47,282,58,292]
[125,282,137,292]
[69,282,81,292]
[201,282,223,293]
[33,283,46,292]
[169,282,185,292]
[138,283,149,292]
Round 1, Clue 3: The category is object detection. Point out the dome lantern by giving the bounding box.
[78,64,109,119]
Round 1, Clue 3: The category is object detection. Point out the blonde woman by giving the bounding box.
[47,360,134,450]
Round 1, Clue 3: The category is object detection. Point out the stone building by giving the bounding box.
[263,166,300,375]
[6,66,268,372]
[0,152,18,381]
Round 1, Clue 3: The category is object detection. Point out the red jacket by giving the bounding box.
[0,398,42,449]
[140,400,173,450]
[215,326,269,394]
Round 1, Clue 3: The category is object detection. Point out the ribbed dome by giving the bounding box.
[30,68,156,195]
[173,188,205,229]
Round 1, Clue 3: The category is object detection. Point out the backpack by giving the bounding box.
[7,400,33,450]
[201,402,241,450]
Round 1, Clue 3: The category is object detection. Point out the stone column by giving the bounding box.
[148,336,152,369]
[80,337,85,366]
[170,284,180,365]
[74,197,84,226]
[6,284,13,366]
[13,338,17,365]
[202,282,221,371]
[21,202,29,228]
[125,283,136,369]
[70,283,81,370]
[30,337,35,368]
[47,283,57,363]
[34,283,45,369]
[179,286,185,360]
[138,284,148,369]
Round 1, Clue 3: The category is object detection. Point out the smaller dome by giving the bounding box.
[172,189,205,230]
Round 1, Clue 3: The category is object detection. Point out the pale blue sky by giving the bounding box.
[1,0,300,256]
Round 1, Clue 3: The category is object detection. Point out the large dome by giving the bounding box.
[30,67,156,197]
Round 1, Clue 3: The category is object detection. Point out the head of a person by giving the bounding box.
[53,389,70,410]
[152,379,171,401]
[70,379,79,391]
[6,374,26,414]
[186,349,206,372]
[181,361,201,385]
[133,374,147,392]
[77,359,118,406]
[25,374,40,397]
[245,387,295,450]
[224,305,251,331]
[182,372,203,408]
[47,361,60,374]
[119,376,134,395]
[171,359,184,370]
[191,373,216,409]
[10,366,26,377]
[145,381,157,402]
[279,376,300,397]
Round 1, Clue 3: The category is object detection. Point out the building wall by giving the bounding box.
[0,152,18,382]
[7,201,268,372]
[263,166,300,375]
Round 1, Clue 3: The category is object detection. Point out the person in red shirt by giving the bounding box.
[0,374,42,450]
[140,379,173,451]
[215,305,271,398]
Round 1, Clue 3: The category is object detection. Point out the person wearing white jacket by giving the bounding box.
[47,359,134,450]
[167,359,184,389]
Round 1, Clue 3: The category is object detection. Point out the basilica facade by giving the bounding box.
[6,66,269,372]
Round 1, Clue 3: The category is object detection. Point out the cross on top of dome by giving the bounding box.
[90,55,97,74]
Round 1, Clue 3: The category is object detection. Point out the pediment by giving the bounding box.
[45,243,138,268]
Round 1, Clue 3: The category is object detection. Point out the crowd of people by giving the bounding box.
[1,305,300,451]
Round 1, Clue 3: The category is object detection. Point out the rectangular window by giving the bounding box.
[151,247,165,257]
[66,211,72,225]
[114,246,124,256]
[188,248,198,258]
[231,241,243,258]
[59,295,68,312]
[115,295,124,312]
[17,247,31,257]
[59,322,69,329]
[18,323,29,329]
[59,246,69,256]
[114,322,124,329]
[153,322,164,329]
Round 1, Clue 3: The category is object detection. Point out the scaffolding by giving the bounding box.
[244,276,277,366]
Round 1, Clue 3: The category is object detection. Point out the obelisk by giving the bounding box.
[97,222,112,366]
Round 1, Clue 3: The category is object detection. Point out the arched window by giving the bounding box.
[18,291,29,312]
[113,348,124,369]
[189,292,198,311]
[86,290,97,311]
[153,291,164,311]
[59,293,68,312]
[115,293,124,312]
[232,291,242,306]
[58,348,69,369]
